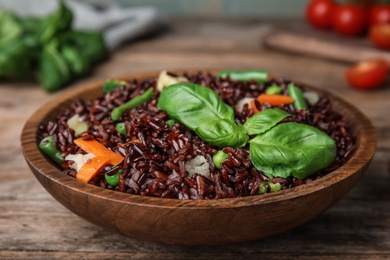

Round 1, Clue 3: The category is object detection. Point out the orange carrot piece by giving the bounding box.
[257,94,294,106]
[76,156,109,183]
[74,138,124,165]
[250,99,261,114]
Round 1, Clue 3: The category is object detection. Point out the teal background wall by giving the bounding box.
[83,0,307,18]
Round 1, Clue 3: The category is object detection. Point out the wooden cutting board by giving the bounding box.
[262,21,390,64]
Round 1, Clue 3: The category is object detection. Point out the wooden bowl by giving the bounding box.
[21,70,377,246]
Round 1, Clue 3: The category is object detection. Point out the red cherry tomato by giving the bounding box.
[332,4,368,36]
[306,0,336,29]
[345,58,389,90]
[369,23,390,49]
[369,5,390,25]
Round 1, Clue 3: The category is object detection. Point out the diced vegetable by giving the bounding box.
[156,70,189,92]
[74,138,124,165]
[103,79,127,94]
[38,136,64,165]
[287,83,308,110]
[250,99,261,114]
[185,155,211,179]
[265,85,282,94]
[65,153,95,172]
[67,114,88,136]
[258,181,282,194]
[76,156,109,183]
[303,91,320,105]
[116,122,127,135]
[218,70,268,83]
[257,94,295,106]
[212,150,229,169]
[105,169,122,186]
[111,87,154,121]
[235,97,254,113]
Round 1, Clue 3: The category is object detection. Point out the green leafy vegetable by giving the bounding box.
[157,83,235,130]
[243,108,291,136]
[36,39,71,92]
[157,82,336,180]
[0,36,38,79]
[195,119,248,147]
[166,119,176,128]
[249,122,336,179]
[39,1,73,44]
[0,2,107,91]
[0,11,23,48]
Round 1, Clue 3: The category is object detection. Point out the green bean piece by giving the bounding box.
[269,182,282,193]
[258,181,282,194]
[105,169,122,186]
[111,87,154,121]
[212,150,229,169]
[287,83,307,110]
[38,136,64,165]
[265,85,282,94]
[103,79,127,94]
[116,122,127,135]
[166,119,176,128]
[218,70,268,83]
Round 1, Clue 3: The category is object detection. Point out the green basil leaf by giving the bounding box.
[195,119,249,148]
[0,36,38,79]
[157,83,235,130]
[36,39,71,92]
[243,108,291,136]
[249,122,336,179]
[39,1,73,44]
[0,11,23,48]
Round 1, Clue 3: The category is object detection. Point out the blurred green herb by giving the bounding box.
[0,1,107,92]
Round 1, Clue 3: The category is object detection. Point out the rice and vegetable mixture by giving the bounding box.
[38,70,356,200]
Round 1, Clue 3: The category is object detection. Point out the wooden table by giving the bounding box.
[1,18,390,259]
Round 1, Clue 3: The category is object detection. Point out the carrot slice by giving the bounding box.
[250,99,261,114]
[257,94,294,106]
[76,156,109,183]
[74,138,124,165]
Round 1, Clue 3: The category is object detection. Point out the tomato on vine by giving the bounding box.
[332,3,368,35]
[369,3,390,25]
[306,0,337,29]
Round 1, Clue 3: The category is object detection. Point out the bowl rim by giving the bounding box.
[21,69,377,209]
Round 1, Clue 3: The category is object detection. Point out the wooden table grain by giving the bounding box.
[1,18,390,259]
